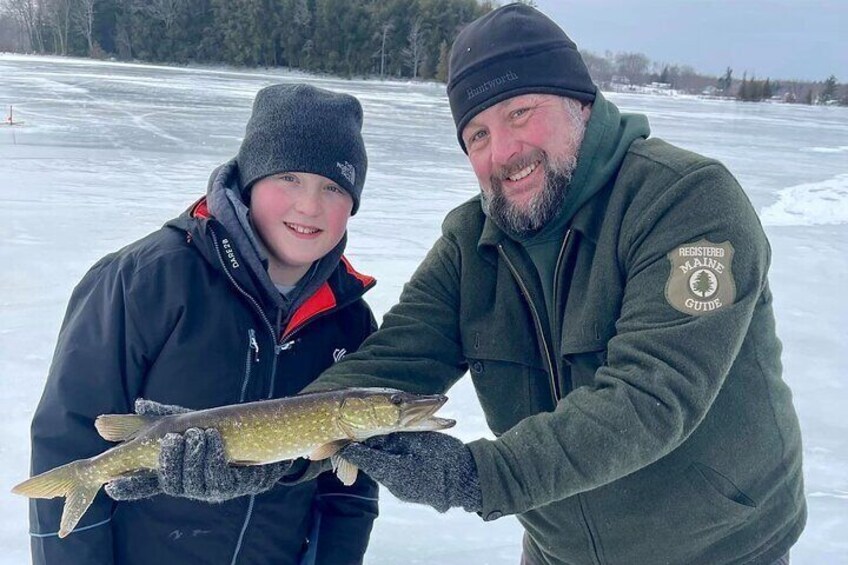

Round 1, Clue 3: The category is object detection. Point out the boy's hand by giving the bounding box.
[105,399,291,503]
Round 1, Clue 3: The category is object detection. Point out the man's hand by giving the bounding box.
[340,432,482,513]
[105,399,291,503]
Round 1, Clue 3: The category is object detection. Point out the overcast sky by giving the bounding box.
[533,0,846,82]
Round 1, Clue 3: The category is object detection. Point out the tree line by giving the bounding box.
[1,0,845,105]
[582,50,847,106]
[0,0,492,80]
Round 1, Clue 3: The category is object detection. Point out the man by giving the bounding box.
[111,4,806,564]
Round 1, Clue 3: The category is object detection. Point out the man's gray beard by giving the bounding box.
[481,152,578,239]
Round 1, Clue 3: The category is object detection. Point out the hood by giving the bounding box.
[167,160,355,326]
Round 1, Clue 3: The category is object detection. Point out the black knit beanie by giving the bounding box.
[237,84,367,214]
[447,3,597,152]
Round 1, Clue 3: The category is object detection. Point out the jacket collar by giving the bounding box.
[282,256,376,339]
[176,195,374,334]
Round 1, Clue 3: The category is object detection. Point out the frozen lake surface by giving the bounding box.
[1,54,847,564]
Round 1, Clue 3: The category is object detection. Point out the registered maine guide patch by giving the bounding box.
[665,239,736,316]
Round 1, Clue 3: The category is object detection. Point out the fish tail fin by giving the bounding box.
[12,459,103,538]
[12,460,82,499]
[95,414,159,442]
[60,482,101,538]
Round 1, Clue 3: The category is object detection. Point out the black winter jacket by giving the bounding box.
[28,192,379,565]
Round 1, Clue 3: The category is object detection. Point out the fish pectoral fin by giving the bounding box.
[60,482,102,538]
[330,455,359,486]
[95,414,159,442]
[308,440,350,461]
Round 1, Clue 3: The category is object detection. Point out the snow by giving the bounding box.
[2,54,847,564]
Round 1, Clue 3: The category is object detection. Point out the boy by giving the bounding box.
[28,84,378,565]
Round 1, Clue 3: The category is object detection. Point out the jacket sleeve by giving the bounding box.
[309,470,379,564]
[305,234,467,396]
[468,162,774,517]
[29,256,157,563]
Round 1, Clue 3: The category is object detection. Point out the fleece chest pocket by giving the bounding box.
[560,319,615,390]
[463,325,552,435]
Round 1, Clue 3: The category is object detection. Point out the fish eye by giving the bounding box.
[390,394,403,406]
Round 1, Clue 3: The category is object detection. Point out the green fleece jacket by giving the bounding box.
[310,93,806,565]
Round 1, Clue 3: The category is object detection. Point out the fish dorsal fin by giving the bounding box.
[309,439,350,461]
[94,414,159,442]
[331,455,359,486]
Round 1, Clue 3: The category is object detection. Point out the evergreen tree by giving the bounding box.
[762,78,772,100]
[693,271,714,298]
[819,75,838,104]
[717,66,732,93]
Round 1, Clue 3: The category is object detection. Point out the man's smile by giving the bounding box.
[506,160,540,182]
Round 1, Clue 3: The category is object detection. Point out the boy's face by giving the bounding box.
[250,172,353,286]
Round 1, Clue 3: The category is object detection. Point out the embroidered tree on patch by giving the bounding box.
[692,270,715,297]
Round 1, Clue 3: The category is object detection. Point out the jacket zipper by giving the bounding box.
[551,229,573,395]
[506,234,604,565]
[498,244,560,405]
[210,228,283,565]
[210,228,277,341]
[551,229,572,332]
[239,329,258,402]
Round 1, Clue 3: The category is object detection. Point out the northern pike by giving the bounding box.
[13,387,454,538]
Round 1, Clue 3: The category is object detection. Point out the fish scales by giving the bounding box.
[12,387,454,538]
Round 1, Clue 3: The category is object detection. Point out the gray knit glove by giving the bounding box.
[105,399,292,503]
[339,432,482,513]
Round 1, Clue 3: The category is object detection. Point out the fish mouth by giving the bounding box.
[398,394,449,428]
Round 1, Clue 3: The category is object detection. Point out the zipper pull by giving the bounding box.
[276,339,295,355]
[249,330,260,362]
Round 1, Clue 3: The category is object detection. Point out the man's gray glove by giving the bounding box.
[105,399,292,503]
[339,432,482,513]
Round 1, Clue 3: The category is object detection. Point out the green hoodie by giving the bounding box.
[516,93,650,341]
[311,95,805,565]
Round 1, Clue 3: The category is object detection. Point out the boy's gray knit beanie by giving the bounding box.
[237,83,367,214]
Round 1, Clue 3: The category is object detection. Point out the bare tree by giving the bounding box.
[142,0,183,32]
[2,0,45,51]
[580,50,614,86]
[44,0,71,54]
[615,52,650,85]
[71,0,95,54]
[374,21,392,79]
[403,16,426,79]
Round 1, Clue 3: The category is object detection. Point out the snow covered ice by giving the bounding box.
[2,54,847,564]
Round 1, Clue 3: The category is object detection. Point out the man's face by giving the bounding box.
[461,94,590,237]
[250,171,353,286]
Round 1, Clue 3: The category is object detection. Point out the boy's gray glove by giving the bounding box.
[105,399,292,503]
[339,432,482,513]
